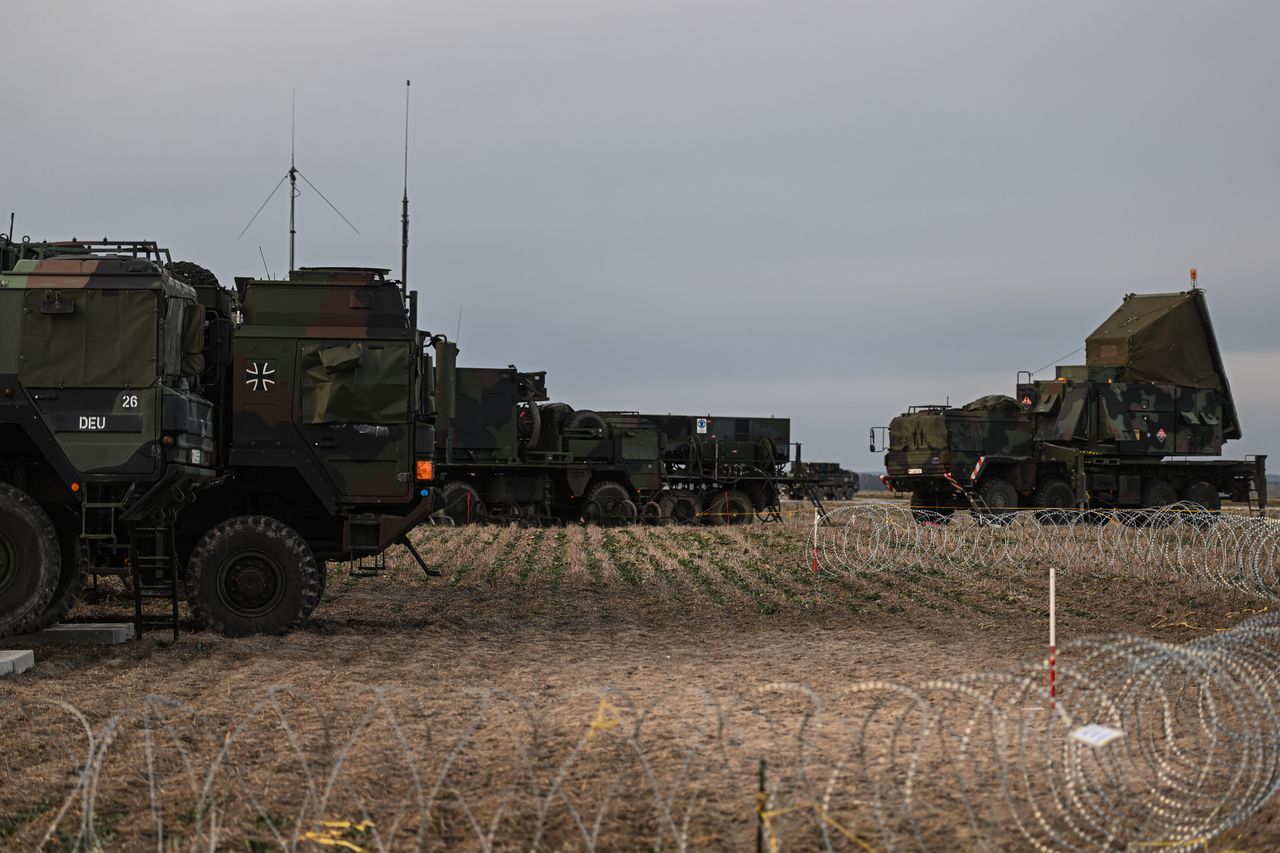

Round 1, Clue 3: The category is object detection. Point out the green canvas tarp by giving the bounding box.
[1087,291,1221,389]
[1085,290,1239,438]
[888,413,948,451]
[18,288,158,388]
[301,341,410,425]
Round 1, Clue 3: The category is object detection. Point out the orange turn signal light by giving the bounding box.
[415,460,434,481]
[70,482,81,493]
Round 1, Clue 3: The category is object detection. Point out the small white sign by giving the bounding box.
[1070,724,1123,748]
[696,417,708,434]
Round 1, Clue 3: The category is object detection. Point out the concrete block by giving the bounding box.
[14,622,135,646]
[0,650,35,676]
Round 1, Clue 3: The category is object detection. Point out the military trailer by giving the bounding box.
[432,341,662,524]
[637,414,791,524]
[878,289,1267,520]
[0,239,437,637]
[785,462,861,501]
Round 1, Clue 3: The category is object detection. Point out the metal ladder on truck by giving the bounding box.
[81,483,180,640]
[1248,455,1269,519]
[129,522,181,641]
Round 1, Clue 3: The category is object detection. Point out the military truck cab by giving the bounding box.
[0,240,215,635]
[203,266,437,557]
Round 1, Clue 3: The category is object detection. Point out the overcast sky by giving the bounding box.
[5,1,1278,470]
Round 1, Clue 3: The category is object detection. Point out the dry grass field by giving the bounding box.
[3,501,1280,849]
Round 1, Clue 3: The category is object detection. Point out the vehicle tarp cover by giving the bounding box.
[19,288,158,388]
[1086,291,1223,390]
[889,413,948,451]
[961,394,1021,413]
[301,341,410,424]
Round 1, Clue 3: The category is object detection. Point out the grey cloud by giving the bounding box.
[5,0,1277,470]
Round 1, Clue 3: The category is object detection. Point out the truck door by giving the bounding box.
[297,340,412,500]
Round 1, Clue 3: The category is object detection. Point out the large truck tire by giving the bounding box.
[910,492,954,525]
[975,477,1017,525]
[1182,480,1221,528]
[13,529,87,635]
[703,489,754,526]
[0,484,61,638]
[185,516,321,636]
[564,409,607,438]
[166,260,220,288]
[439,482,485,525]
[659,491,700,525]
[1033,479,1075,525]
[582,481,634,526]
[1138,479,1179,528]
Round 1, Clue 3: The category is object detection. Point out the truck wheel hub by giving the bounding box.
[221,552,283,615]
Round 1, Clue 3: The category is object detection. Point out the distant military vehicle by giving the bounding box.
[432,341,662,524]
[0,239,436,637]
[429,342,794,525]
[639,414,791,523]
[877,288,1267,521]
[786,462,861,501]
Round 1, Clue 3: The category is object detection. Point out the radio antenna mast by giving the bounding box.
[237,89,360,274]
[401,79,411,296]
[289,89,297,271]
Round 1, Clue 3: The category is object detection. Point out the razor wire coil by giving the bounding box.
[8,616,1280,850]
[812,502,1280,600]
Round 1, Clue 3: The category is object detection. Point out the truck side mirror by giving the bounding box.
[869,428,876,454]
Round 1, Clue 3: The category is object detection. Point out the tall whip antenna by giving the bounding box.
[401,79,411,296]
[237,89,360,273]
[289,88,298,272]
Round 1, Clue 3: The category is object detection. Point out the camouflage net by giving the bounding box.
[814,502,1280,597]
[6,615,1280,850]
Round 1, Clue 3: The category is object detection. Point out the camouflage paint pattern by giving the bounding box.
[883,290,1264,511]
[230,267,423,503]
[0,242,214,482]
[434,359,663,512]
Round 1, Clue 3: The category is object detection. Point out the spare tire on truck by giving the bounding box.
[564,409,607,438]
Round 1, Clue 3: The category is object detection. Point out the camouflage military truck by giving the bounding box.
[785,462,861,501]
[175,265,437,634]
[878,289,1268,521]
[432,341,662,524]
[637,414,791,524]
[0,239,436,637]
[0,240,217,636]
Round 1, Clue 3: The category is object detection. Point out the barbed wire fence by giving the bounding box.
[6,613,1280,850]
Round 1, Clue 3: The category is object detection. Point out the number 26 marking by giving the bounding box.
[121,394,139,409]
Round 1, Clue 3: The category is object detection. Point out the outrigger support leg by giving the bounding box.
[397,534,441,578]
